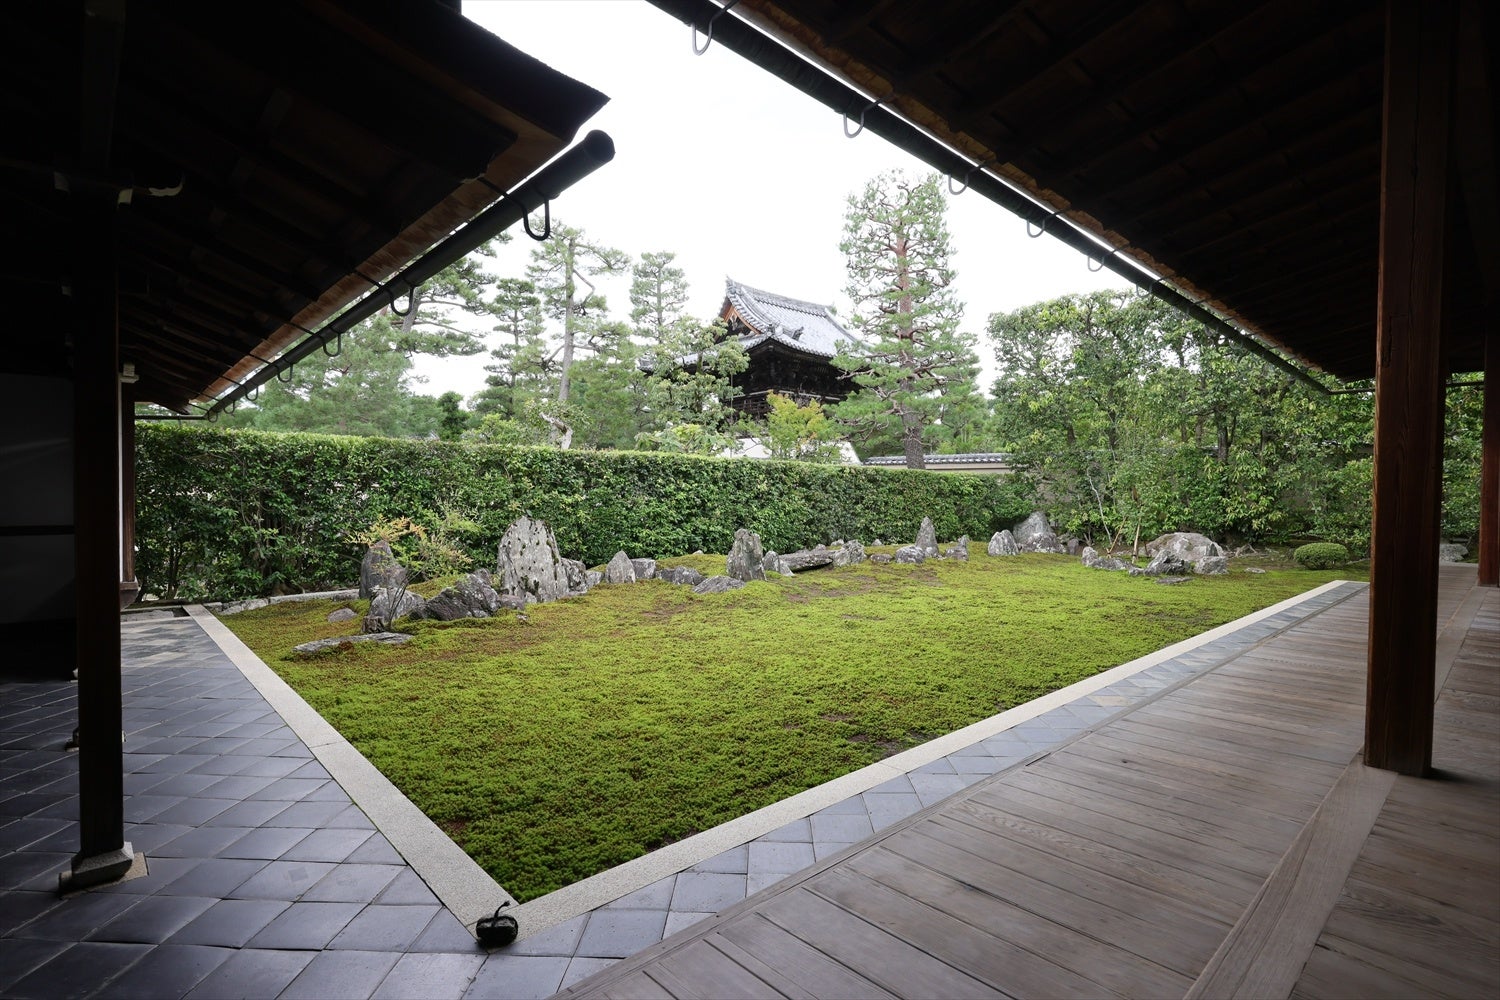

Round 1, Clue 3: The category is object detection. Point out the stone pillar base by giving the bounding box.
[60,842,135,893]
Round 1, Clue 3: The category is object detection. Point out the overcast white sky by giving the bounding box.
[417,0,1128,399]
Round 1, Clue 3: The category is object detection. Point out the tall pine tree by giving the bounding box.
[833,170,978,468]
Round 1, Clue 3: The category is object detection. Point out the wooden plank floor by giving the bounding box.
[564,569,1499,999]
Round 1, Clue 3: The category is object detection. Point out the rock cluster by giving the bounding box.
[1080,546,1131,572]
[1140,532,1228,576]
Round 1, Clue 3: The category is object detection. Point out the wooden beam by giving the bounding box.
[1482,335,1499,585]
[120,384,138,608]
[1365,0,1455,776]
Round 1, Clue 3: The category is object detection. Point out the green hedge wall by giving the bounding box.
[136,425,1036,600]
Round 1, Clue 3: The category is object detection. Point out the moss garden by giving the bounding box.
[222,548,1363,902]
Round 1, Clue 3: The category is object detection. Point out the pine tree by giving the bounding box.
[833,170,978,469]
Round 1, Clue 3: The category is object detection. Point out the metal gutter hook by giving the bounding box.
[388,281,414,317]
[843,96,884,138]
[322,333,343,358]
[276,362,295,383]
[523,201,551,241]
[947,158,994,196]
[692,0,741,55]
[1026,210,1063,238]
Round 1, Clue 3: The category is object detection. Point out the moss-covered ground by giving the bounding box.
[222,552,1365,901]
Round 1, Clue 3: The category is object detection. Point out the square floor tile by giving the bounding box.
[201,800,293,829]
[326,903,440,951]
[228,859,336,899]
[4,940,151,1000]
[184,946,315,999]
[99,943,233,999]
[86,894,218,944]
[280,948,401,999]
[810,811,874,843]
[465,954,569,1000]
[13,890,141,940]
[152,825,251,859]
[670,871,746,913]
[244,901,365,950]
[691,846,747,873]
[561,956,619,989]
[748,840,815,876]
[375,868,439,906]
[280,828,373,864]
[574,909,667,959]
[407,908,478,953]
[159,858,267,898]
[505,914,586,957]
[0,937,69,993]
[601,876,675,910]
[166,898,291,947]
[300,863,404,903]
[219,826,314,861]
[758,817,812,842]
[372,951,484,999]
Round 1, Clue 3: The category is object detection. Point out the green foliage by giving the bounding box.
[1293,542,1350,570]
[135,424,1036,599]
[764,393,841,462]
[1308,457,1373,556]
[223,555,1364,901]
[352,516,472,582]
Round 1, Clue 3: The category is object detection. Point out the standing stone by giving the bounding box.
[585,570,603,588]
[894,545,926,564]
[988,530,1020,556]
[561,558,590,595]
[359,540,407,599]
[914,518,939,558]
[364,586,426,633]
[833,540,867,567]
[664,566,706,586]
[603,551,637,584]
[1081,546,1100,567]
[630,558,658,581]
[495,517,570,604]
[1013,512,1064,553]
[726,529,766,582]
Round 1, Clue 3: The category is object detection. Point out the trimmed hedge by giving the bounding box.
[1293,542,1349,570]
[136,425,1036,600]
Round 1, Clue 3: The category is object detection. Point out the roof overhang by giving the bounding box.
[6,0,611,410]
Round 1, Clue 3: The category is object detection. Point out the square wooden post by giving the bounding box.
[1481,334,1498,586]
[1365,0,1455,776]
[68,201,132,888]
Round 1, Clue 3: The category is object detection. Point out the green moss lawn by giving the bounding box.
[222,551,1364,901]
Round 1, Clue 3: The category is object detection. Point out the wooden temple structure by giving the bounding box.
[1,0,611,890]
[717,277,856,418]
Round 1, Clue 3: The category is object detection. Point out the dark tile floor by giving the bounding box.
[0,584,1365,998]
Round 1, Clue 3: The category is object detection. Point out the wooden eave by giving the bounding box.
[4,0,608,410]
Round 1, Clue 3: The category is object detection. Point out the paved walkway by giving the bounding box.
[1,582,1362,998]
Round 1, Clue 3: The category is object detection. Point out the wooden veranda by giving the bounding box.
[564,566,1500,998]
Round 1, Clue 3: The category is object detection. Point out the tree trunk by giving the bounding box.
[558,292,575,406]
[901,408,925,469]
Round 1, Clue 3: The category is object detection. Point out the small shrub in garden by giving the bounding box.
[1294,542,1349,570]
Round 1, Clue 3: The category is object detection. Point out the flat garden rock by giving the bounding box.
[869,553,892,564]
[1194,555,1229,576]
[294,631,412,655]
[217,598,269,616]
[942,536,969,561]
[833,540,866,567]
[693,574,746,594]
[781,547,834,572]
[631,558,658,581]
[894,545,925,564]
[425,570,500,621]
[662,565,706,586]
[326,607,358,623]
[762,552,795,576]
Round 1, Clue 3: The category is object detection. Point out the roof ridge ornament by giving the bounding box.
[692,0,741,56]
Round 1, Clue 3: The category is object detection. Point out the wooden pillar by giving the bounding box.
[69,201,132,888]
[120,386,139,609]
[1365,0,1455,776]
[1481,335,1499,585]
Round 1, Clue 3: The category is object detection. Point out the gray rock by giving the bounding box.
[425,570,501,621]
[988,530,1020,556]
[1013,512,1064,553]
[495,517,570,604]
[869,553,893,564]
[872,538,885,547]
[833,540,867,567]
[692,574,746,594]
[1081,546,1100,566]
[217,598,270,616]
[1145,532,1225,565]
[914,517,939,558]
[294,631,413,655]
[1244,567,1267,574]
[498,594,527,611]
[781,547,835,572]
[359,540,408,600]
[365,586,426,632]
[1194,555,1230,576]
[585,570,603,588]
[1144,549,1191,576]
[561,558,590,594]
[630,558,658,581]
[1439,543,1468,563]
[326,607,358,623]
[663,565,707,586]
[762,552,795,576]
[726,529,767,582]
[603,551,637,584]
[894,545,926,564]
[1154,576,1192,586]
[942,536,969,562]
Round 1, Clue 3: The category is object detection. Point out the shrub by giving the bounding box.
[1293,542,1349,570]
[136,425,1038,600]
